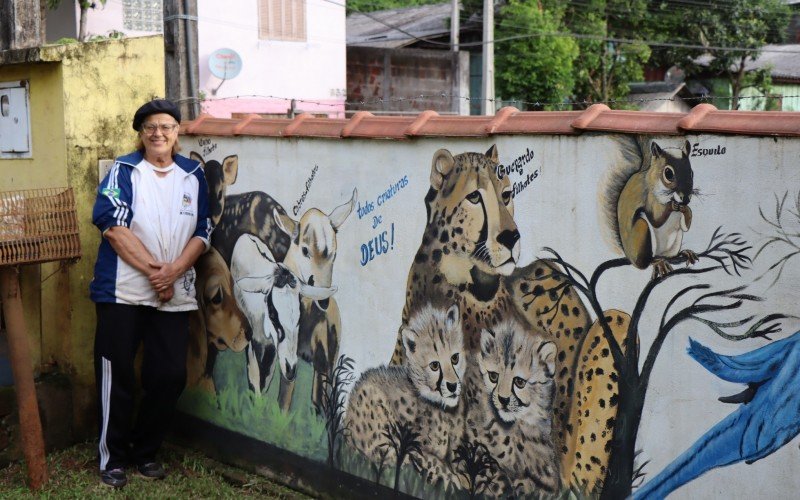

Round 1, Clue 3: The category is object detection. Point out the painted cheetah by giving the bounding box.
[465,316,560,496]
[346,303,466,491]
[392,145,629,491]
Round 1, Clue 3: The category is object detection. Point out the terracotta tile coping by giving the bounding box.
[181,104,800,139]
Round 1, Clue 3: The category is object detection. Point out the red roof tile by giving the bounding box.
[493,110,583,135]
[681,107,800,136]
[182,114,238,136]
[573,105,686,135]
[180,105,800,139]
[235,118,290,137]
[286,117,348,138]
[413,115,495,137]
[344,114,416,139]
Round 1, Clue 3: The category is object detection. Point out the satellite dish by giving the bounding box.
[209,48,243,79]
[208,48,243,95]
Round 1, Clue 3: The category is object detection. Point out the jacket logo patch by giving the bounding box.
[102,187,120,199]
[180,192,195,216]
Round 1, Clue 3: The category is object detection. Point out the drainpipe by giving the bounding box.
[184,0,199,118]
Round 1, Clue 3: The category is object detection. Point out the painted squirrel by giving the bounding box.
[601,137,698,279]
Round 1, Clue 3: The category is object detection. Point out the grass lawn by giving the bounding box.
[0,441,311,499]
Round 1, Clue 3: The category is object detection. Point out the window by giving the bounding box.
[258,0,306,42]
[122,0,163,33]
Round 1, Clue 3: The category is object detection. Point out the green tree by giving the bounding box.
[650,0,790,109]
[563,0,651,106]
[495,1,578,109]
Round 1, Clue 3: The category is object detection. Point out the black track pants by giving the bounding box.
[94,302,189,471]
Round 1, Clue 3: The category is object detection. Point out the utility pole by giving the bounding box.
[163,0,199,120]
[451,0,459,52]
[480,0,495,116]
[0,0,42,51]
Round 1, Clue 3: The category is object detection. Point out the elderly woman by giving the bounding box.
[90,99,211,488]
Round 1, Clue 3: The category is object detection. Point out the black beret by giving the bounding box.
[132,99,181,131]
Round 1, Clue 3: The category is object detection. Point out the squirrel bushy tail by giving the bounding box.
[598,135,652,253]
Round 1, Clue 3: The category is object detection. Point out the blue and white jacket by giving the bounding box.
[90,151,212,311]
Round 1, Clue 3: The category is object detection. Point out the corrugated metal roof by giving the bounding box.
[696,44,800,81]
[627,82,696,110]
[346,3,454,49]
[745,44,800,81]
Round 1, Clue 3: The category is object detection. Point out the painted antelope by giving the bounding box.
[212,191,292,265]
[273,188,357,411]
[188,246,251,393]
[189,152,238,226]
[194,148,356,409]
[189,151,247,393]
[230,234,336,395]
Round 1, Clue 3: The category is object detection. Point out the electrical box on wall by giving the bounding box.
[0,81,32,159]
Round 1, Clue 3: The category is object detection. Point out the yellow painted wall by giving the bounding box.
[0,59,67,374]
[58,36,165,434]
[0,36,164,438]
[0,62,67,190]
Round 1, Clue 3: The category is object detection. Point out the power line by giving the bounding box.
[177,91,796,112]
[349,25,800,55]
[342,0,796,54]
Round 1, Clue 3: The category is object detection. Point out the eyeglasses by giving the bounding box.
[142,123,179,134]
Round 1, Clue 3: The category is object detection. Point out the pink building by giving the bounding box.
[47,0,346,118]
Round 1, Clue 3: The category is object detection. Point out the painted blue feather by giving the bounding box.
[633,331,800,500]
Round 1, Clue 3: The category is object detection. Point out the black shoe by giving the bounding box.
[137,461,167,480]
[100,468,128,488]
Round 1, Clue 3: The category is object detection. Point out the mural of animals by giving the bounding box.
[178,135,800,499]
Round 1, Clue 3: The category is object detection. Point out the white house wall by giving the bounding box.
[197,0,346,118]
[64,1,346,118]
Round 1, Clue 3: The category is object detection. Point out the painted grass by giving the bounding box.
[338,444,453,499]
[178,350,452,497]
[178,351,592,499]
[178,349,328,461]
[0,441,308,499]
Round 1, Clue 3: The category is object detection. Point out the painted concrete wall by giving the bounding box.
[197,0,346,118]
[0,37,165,437]
[177,130,800,498]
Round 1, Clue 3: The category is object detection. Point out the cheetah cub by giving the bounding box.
[468,317,560,496]
[345,303,466,490]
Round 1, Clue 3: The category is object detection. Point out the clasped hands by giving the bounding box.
[148,261,181,302]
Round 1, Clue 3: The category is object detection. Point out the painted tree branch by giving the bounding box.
[754,190,800,287]
[379,421,423,492]
[628,226,754,368]
[453,439,499,499]
[538,251,628,370]
[314,354,356,468]
[641,288,778,390]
